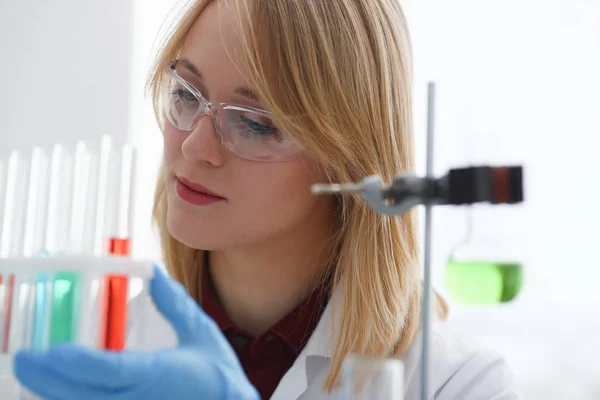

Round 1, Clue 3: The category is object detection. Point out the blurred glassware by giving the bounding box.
[341,356,404,399]
[445,209,523,305]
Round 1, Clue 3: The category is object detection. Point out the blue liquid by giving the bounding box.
[31,274,51,350]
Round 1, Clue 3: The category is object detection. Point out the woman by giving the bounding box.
[14,0,520,399]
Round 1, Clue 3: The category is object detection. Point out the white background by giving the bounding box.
[404,1,600,397]
[1,0,599,398]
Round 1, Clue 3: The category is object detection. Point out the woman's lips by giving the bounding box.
[175,177,225,206]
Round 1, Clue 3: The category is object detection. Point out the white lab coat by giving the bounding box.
[127,284,521,400]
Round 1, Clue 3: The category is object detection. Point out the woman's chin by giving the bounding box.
[171,232,224,251]
[166,216,221,250]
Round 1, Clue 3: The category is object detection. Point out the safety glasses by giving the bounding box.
[161,60,301,162]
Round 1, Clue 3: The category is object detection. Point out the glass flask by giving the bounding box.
[445,209,523,305]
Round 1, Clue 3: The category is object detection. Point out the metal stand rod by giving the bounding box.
[420,82,436,400]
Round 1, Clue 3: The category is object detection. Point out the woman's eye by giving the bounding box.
[241,116,273,134]
[172,88,197,103]
[239,116,283,142]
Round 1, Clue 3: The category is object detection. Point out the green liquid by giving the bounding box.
[445,261,522,304]
[50,272,81,344]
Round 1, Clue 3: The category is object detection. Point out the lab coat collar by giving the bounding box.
[270,283,422,400]
[269,283,339,400]
[300,282,338,359]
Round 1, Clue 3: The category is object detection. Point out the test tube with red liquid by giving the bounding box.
[0,151,28,354]
[101,143,136,351]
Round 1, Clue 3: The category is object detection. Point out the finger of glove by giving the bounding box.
[150,265,217,346]
[16,346,258,400]
[15,344,154,389]
[15,349,114,400]
[14,355,154,400]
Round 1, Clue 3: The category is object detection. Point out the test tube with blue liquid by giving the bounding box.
[23,147,54,350]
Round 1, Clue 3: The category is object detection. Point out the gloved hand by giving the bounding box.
[13,266,260,400]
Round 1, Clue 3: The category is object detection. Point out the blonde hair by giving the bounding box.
[148,0,447,391]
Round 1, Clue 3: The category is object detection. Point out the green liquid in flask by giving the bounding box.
[445,261,522,304]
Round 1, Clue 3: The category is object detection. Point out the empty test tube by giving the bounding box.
[44,144,73,256]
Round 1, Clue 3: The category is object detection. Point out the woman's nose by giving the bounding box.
[181,114,225,166]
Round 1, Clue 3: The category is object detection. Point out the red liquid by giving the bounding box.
[104,275,128,350]
[101,238,130,351]
[1,275,14,352]
[109,237,130,256]
[176,179,224,206]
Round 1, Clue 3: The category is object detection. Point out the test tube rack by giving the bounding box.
[0,255,153,375]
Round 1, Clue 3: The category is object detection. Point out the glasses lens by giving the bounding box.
[162,72,201,131]
[218,107,299,161]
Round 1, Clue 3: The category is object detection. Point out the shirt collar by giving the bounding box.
[298,281,339,359]
[200,263,235,332]
[270,276,330,355]
[200,259,331,355]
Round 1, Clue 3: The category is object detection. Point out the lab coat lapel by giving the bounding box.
[269,285,340,400]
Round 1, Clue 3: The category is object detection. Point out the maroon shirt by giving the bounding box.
[201,266,330,399]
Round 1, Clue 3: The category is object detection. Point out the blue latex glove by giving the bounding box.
[14,266,260,400]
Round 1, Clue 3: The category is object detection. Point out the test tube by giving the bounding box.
[23,147,50,258]
[0,157,7,352]
[100,143,136,350]
[75,136,111,348]
[49,271,81,344]
[69,140,92,254]
[103,143,136,256]
[0,151,28,353]
[0,158,6,253]
[67,140,104,349]
[22,148,54,351]
[93,135,112,257]
[0,151,27,259]
[76,271,105,349]
[44,144,74,256]
[0,274,14,355]
[30,144,76,346]
[30,272,52,350]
